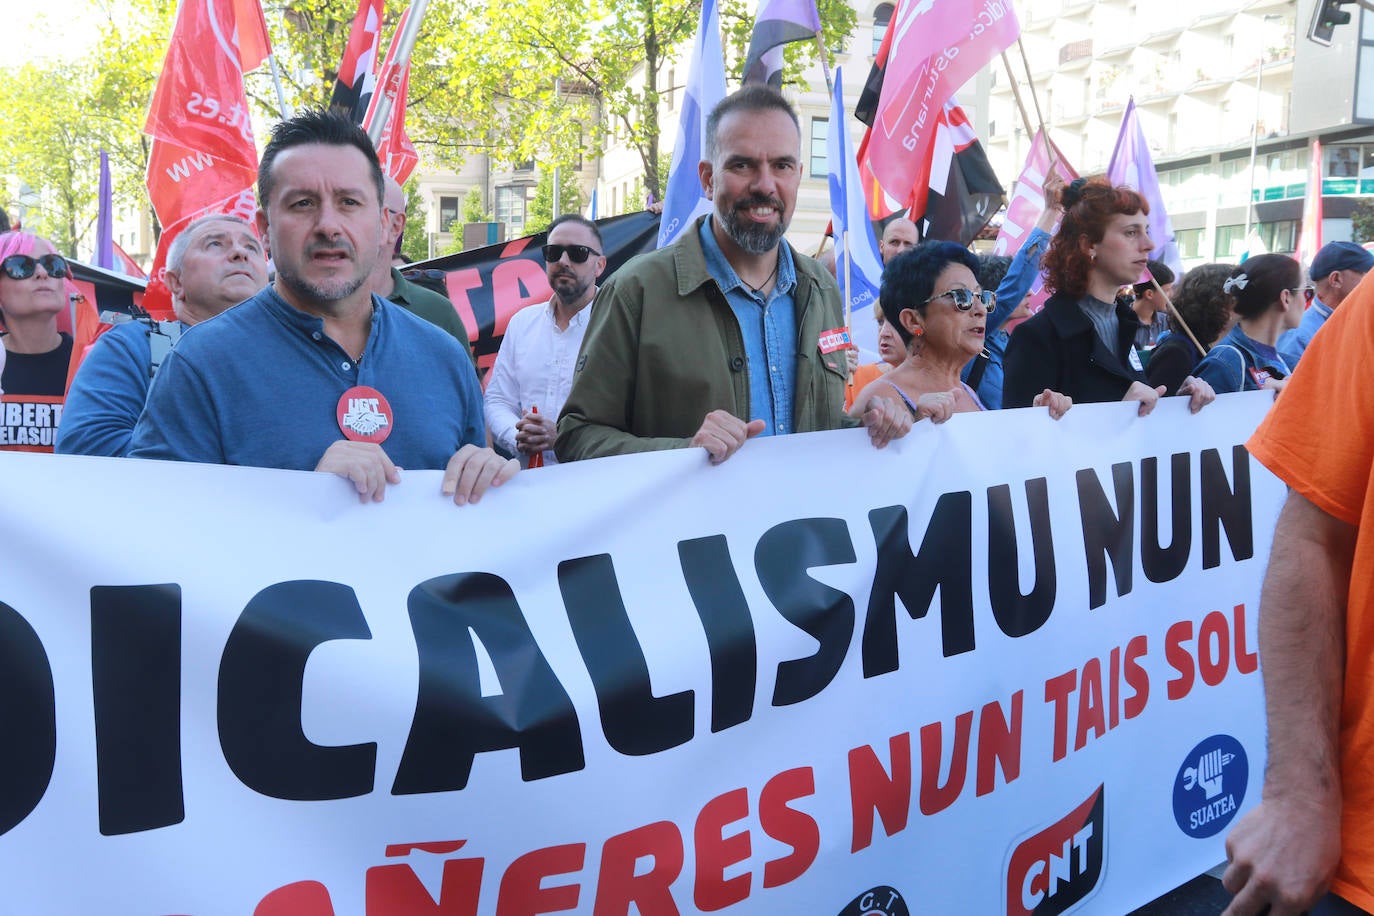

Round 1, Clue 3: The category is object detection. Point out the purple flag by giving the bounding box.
[1106,97,1181,278]
[742,0,821,87]
[95,149,114,271]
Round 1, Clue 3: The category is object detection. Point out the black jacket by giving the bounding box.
[1002,291,1147,408]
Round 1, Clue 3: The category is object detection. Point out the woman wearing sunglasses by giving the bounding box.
[1191,253,1304,394]
[1003,177,1214,415]
[847,241,1071,424]
[0,231,74,397]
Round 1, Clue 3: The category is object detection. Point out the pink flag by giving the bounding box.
[867,0,1019,216]
[1297,139,1323,271]
[994,129,1078,325]
[993,129,1077,257]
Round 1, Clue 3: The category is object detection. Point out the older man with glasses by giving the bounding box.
[1279,240,1374,369]
[483,213,606,467]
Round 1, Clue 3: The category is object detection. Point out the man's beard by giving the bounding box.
[278,266,367,306]
[550,271,592,306]
[719,193,788,255]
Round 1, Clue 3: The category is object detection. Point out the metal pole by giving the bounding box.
[552,78,561,220]
[367,0,430,146]
[1244,59,1263,242]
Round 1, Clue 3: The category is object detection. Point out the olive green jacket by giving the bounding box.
[555,217,853,461]
[388,267,473,360]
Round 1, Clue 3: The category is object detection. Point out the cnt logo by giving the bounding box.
[1172,734,1248,839]
[1004,785,1105,916]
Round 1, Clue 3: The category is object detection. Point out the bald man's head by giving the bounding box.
[381,176,407,259]
[879,218,919,265]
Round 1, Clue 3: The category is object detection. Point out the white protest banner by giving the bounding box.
[0,392,1282,914]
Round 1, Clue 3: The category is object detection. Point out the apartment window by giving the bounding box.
[666,67,676,110]
[1215,224,1246,258]
[495,186,528,235]
[1175,228,1204,259]
[1260,220,1298,252]
[1327,145,1359,178]
[811,117,829,178]
[873,3,893,55]
[515,159,535,173]
[439,195,461,232]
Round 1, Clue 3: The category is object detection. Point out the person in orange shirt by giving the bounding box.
[1222,263,1374,915]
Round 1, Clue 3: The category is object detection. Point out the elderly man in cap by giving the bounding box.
[1279,240,1374,368]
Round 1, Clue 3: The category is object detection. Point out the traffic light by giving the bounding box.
[1309,0,1357,46]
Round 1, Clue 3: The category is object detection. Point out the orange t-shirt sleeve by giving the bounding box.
[1247,286,1374,526]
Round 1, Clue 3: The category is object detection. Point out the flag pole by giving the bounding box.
[367,0,430,145]
[1012,38,1058,173]
[267,54,292,119]
[811,32,834,95]
[842,228,853,330]
[1016,37,1048,136]
[1001,52,1035,141]
[1150,275,1207,357]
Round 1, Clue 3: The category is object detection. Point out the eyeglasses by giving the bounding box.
[1289,286,1315,306]
[925,287,995,311]
[542,244,601,264]
[2,254,70,281]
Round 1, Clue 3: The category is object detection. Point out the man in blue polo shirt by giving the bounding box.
[130,109,516,505]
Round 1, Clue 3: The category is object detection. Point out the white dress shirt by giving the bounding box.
[483,295,593,466]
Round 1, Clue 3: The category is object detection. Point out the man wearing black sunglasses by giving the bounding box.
[557,86,910,464]
[485,214,605,467]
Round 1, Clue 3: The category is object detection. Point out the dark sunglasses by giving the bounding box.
[2,254,70,281]
[542,243,601,264]
[926,287,995,311]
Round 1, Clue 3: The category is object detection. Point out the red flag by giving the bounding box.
[330,0,385,123]
[364,8,420,185]
[143,0,270,319]
[860,0,1019,218]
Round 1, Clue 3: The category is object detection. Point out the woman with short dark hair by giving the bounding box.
[848,240,1070,423]
[1002,177,1214,415]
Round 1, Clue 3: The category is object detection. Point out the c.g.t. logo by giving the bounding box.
[1172,734,1248,838]
[1004,785,1105,915]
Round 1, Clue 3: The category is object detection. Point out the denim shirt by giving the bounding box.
[698,216,798,435]
[1277,296,1333,369]
[1194,323,1293,394]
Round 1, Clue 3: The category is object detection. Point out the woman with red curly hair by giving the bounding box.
[1002,177,1214,415]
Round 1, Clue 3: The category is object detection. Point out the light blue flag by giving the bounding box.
[1107,97,1182,279]
[827,68,886,358]
[657,0,726,249]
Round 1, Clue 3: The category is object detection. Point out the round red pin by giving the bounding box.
[336,386,394,444]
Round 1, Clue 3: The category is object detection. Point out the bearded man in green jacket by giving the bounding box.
[556,85,911,464]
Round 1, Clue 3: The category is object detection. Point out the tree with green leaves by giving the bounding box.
[526,167,586,234]
[407,0,855,203]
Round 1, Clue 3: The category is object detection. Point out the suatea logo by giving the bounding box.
[1172,734,1248,839]
[1004,785,1105,916]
